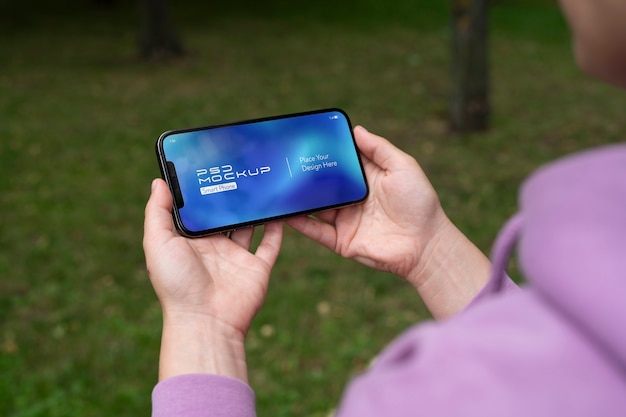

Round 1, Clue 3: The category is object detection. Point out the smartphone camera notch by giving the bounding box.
[166,161,185,208]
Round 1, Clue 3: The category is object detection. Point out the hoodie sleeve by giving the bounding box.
[152,374,256,417]
[334,288,626,417]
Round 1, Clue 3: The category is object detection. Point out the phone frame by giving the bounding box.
[155,108,369,237]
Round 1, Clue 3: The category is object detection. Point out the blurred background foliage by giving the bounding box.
[1,0,625,416]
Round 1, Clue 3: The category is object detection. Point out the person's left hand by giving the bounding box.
[143,178,283,381]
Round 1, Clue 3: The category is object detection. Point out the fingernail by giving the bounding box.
[151,179,158,192]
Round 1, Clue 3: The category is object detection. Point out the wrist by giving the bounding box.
[158,311,249,383]
[406,218,491,320]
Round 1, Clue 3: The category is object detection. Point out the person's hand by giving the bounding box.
[287,125,443,279]
[286,126,490,319]
[143,178,283,381]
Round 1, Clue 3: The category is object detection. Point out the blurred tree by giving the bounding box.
[450,0,489,132]
[139,0,185,59]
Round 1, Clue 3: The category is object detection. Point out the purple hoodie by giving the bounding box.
[152,144,626,417]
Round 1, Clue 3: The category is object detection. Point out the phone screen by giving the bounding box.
[156,108,369,237]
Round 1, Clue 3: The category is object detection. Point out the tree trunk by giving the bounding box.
[139,0,185,60]
[450,0,489,132]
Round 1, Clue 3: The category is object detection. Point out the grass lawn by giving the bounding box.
[1,1,625,416]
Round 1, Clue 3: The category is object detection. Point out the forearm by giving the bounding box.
[159,312,249,383]
[406,219,492,320]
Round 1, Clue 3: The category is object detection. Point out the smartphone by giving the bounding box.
[155,108,369,237]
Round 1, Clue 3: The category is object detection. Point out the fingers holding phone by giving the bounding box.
[287,125,446,280]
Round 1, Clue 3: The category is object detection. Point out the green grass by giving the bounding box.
[1,1,625,416]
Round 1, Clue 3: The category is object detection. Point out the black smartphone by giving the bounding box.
[155,108,369,237]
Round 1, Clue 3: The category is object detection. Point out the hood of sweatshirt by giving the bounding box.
[516,144,626,370]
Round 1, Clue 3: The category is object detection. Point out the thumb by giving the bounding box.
[353,125,409,171]
[143,178,176,253]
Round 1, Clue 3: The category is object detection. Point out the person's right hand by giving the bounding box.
[286,126,491,318]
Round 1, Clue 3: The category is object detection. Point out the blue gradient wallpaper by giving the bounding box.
[157,109,368,236]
